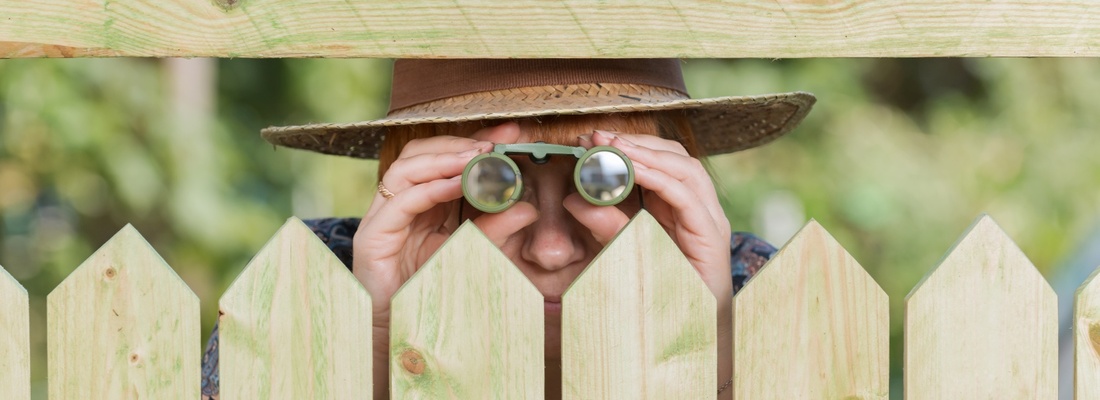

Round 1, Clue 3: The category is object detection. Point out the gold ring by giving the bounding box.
[378,182,395,199]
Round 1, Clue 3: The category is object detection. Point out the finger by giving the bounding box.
[397,121,521,160]
[470,121,522,144]
[394,122,521,188]
[631,162,724,237]
[563,193,631,245]
[577,133,594,149]
[361,176,464,235]
[363,190,388,221]
[593,129,690,156]
[591,130,700,183]
[592,130,725,227]
[470,201,539,247]
[399,135,494,159]
[383,148,482,192]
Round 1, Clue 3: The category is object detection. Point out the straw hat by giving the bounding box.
[261,59,815,159]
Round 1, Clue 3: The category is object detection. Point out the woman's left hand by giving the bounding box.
[569,129,733,302]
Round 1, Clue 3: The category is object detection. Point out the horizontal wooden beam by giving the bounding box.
[2,1,1098,58]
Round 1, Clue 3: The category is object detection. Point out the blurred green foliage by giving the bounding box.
[1,58,1098,398]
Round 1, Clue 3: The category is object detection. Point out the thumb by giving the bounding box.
[562,193,630,245]
[470,201,539,247]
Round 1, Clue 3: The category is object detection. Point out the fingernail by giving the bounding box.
[606,133,632,146]
[459,148,481,157]
[577,134,592,144]
[594,130,614,140]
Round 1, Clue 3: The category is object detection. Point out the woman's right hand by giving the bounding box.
[352,121,538,398]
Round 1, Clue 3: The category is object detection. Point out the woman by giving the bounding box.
[201,59,814,399]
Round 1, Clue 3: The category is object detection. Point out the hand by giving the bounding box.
[352,122,540,399]
[571,129,735,399]
[572,129,733,301]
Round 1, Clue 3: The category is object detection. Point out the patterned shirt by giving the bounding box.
[200,217,777,399]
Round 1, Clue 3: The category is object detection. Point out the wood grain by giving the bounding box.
[389,221,544,399]
[0,265,29,400]
[731,220,889,399]
[561,210,715,399]
[2,0,1098,58]
[219,217,373,399]
[46,225,199,399]
[905,215,1057,399]
[1075,264,1100,399]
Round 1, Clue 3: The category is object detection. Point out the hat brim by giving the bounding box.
[261,91,815,159]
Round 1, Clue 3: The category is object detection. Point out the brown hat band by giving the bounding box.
[388,59,690,113]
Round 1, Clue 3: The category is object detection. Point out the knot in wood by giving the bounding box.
[400,349,426,375]
[104,267,116,279]
[212,0,241,11]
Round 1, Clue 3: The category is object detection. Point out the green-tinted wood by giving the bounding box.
[47,225,199,399]
[220,217,372,399]
[2,1,1099,58]
[731,220,889,399]
[389,222,543,398]
[905,215,1057,399]
[1075,264,1100,399]
[0,264,29,400]
[562,210,715,399]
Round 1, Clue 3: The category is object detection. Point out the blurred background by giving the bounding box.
[0,58,1097,398]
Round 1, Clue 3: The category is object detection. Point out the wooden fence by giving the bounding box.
[3,1,1098,399]
[2,0,1099,58]
[0,211,1096,398]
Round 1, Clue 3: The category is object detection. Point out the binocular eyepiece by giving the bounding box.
[462,143,635,213]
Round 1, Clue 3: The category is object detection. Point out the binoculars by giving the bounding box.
[462,143,635,213]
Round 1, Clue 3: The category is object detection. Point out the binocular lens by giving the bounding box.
[464,155,521,212]
[576,149,632,206]
[463,145,633,213]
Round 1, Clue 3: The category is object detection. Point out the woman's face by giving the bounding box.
[459,121,645,360]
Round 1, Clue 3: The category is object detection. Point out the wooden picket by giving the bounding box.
[731,220,889,399]
[46,225,199,399]
[219,217,373,399]
[2,214,1095,397]
[905,215,1058,399]
[0,264,29,400]
[561,211,716,399]
[389,222,543,398]
[2,0,1099,58]
[1075,264,1100,399]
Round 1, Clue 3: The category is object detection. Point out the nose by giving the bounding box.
[520,170,586,271]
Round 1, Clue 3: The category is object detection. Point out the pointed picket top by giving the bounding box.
[0,264,29,400]
[219,217,372,399]
[47,225,199,399]
[562,210,715,399]
[731,220,888,399]
[905,215,1057,399]
[389,221,544,399]
[1075,264,1100,399]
